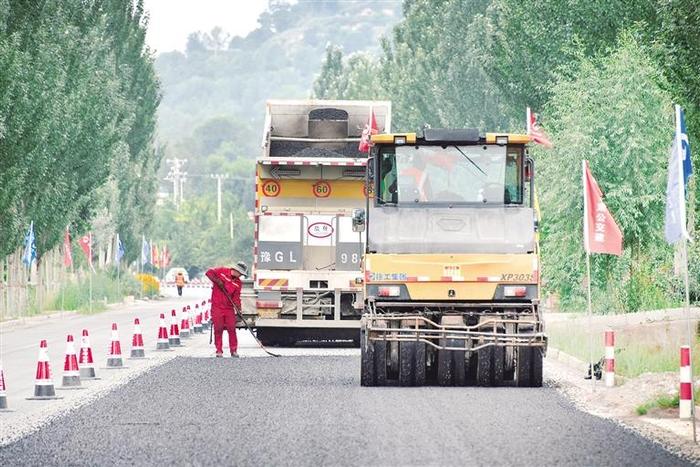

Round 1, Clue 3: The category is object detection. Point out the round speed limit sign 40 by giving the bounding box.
[312,181,331,198]
[262,180,281,197]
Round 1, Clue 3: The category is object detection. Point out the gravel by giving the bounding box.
[0,356,691,466]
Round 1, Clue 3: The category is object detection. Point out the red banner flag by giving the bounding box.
[358,107,378,153]
[152,243,160,268]
[78,233,93,268]
[161,244,171,269]
[63,227,73,268]
[527,107,553,148]
[583,160,623,255]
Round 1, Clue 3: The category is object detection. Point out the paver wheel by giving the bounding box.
[476,346,492,387]
[477,345,505,387]
[516,346,532,387]
[451,339,467,387]
[516,347,543,387]
[531,348,543,387]
[399,341,416,386]
[374,339,388,386]
[360,328,375,387]
[414,341,427,386]
[437,341,453,386]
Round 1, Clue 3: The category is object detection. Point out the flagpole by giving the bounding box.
[586,251,595,392]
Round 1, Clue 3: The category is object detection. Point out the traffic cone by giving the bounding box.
[130,318,146,359]
[60,335,83,389]
[193,304,203,334]
[203,308,210,330]
[169,310,181,346]
[187,305,195,329]
[27,340,61,400]
[156,313,171,350]
[105,323,126,369]
[180,306,191,339]
[79,329,98,380]
[0,360,10,410]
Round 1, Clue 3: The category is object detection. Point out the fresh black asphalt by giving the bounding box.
[0,356,691,466]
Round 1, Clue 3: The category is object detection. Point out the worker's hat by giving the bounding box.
[232,261,248,277]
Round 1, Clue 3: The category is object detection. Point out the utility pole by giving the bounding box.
[229,212,234,239]
[179,175,187,204]
[165,158,187,209]
[210,174,229,223]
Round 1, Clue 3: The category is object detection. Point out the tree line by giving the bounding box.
[0,0,161,266]
[313,0,699,311]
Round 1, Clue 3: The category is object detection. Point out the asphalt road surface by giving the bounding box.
[0,355,691,466]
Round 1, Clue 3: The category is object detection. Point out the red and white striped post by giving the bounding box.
[604,329,615,387]
[680,345,693,419]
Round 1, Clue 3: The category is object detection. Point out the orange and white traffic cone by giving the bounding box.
[0,360,10,410]
[201,300,210,330]
[27,340,61,400]
[105,323,126,369]
[130,318,146,359]
[156,313,171,351]
[169,310,181,346]
[79,329,98,380]
[193,304,203,334]
[180,306,191,339]
[60,334,83,389]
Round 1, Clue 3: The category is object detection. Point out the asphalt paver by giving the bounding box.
[0,356,691,466]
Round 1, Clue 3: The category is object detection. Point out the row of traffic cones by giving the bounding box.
[0,299,213,409]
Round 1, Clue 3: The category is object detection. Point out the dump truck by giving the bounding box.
[253,99,392,346]
[354,128,547,386]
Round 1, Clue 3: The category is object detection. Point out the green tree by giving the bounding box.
[537,32,676,311]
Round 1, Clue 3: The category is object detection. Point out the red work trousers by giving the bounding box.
[212,310,237,354]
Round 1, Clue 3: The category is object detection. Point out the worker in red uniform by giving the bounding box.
[205,261,247,358]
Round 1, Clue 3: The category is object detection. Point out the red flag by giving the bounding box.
[583,160,623,256]
[161,244,171,269]
[527,107,553,148]
[358,107,378,153]
[152,243,160,268]
[78,233,93,268]
[63,227,73,268]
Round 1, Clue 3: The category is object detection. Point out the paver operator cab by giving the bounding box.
[356,128,547,387]
[253,100,391,346]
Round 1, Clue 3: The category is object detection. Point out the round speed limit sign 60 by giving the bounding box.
[262,180,281,197]
[312,181,331,198]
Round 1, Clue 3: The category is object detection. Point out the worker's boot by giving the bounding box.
[231,352,239,358]
[215,352,223,358]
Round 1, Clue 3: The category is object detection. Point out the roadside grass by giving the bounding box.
[547,318,700,379]
[635,388,700,416]
[50,271,142,314]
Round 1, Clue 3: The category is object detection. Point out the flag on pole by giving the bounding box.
[63,226,72,267]
[665,104,694,244]
[152,243,160,268]
[115,233,125,263]
[79,233,94,270]
[583,160,623,256]
[141,235,149,266]
[22,221,37,268]
[527,107,553,148]
[358,106,378,153]
[161,244,171,269]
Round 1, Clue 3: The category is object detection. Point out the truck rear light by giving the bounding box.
[503,286,527,298]
[378,286,401,297]
[256,300,283,309]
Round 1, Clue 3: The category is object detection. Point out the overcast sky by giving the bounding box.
[143,0,269,53]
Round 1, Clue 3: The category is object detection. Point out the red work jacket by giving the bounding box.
[205,267,242,316]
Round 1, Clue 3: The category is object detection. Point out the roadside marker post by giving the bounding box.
[604,330,615,388]
[680,346,693,420]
